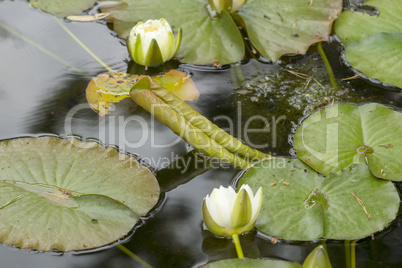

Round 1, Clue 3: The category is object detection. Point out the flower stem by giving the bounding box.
[54,17,114,72]
[317,42,338,91]
[232,233,244,258]
[0,22,88,77]
[116,244,152,268]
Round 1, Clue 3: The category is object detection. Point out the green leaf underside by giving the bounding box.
[294,103,402,181]
[0,137,159,251]
[201,258,302,268]
[334,0,402,88]
[238,159,399,241]
[238,0,342,61]
[130,86,252,169]
[130,76,271,168]
[29,0,97,17]
[100,0,244,65]
[86,70,199,116]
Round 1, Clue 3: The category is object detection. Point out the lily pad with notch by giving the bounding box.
[294,103,402,181]
[100,0,342,64]
[237,158,399,241]
[0,137,160,251]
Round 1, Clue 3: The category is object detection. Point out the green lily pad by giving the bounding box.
[100,0,244,65]
[100,0,341,64]
[201,258,302,268]
[236,0,342,62]
[294,103,402,181]
[238,158,399,241]
[0,137,160,251]
[334,0,402,88]
[29,0,97,17]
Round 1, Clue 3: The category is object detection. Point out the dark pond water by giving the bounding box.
[0,0,401,267]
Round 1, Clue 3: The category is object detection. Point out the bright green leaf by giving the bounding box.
[334,0,402,88]
[238,159,399,240]
[343,33,402,88]
[294,103,402,181]
[0,137,160,251]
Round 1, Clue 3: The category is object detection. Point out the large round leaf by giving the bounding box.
[29,0,97,17]
[334,0,402,88]
[201,258,302,268]
[0,137,160,251]
[99,0,244,65]
[237,0,342,62]
[238,158,399,241]
[294,103,402,181]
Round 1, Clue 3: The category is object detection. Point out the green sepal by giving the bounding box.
[132,33,145,65]
[144,38,164,67]
[303,245,332,268]
[202,198,227,237]
[230,189,252,231]
[172,27,182,58]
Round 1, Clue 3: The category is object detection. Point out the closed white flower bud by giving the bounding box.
[127,18,182,67]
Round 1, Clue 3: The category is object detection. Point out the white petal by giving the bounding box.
[250,187,263,223]
[231,0,246,12]
[205,186,237,227]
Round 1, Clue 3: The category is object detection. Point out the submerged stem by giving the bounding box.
[116,244,152,268]
[317,42,338,91]
[232,233,244,259]
[54,18,113,72]
[0,22,88,76]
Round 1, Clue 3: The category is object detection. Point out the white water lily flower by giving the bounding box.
[202,184,263,237]
[127,18,182,67]
[209,0,247,14]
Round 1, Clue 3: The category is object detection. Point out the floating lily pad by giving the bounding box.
[0,137,160,251]
[238,158,399,240]
[294,103,402,181]
[334,0,402,88]
[236,0,342,61]
[29,0,97,17]
[100,0,244,65]
[86,70,199,116]
[100,0,341,64]
[201,258,302,268]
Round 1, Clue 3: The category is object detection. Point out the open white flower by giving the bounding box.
[202,184,263,237]
[209,0,247,14]
[127,18,182,67]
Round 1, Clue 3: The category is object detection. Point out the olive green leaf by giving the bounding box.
[0,137,160,251]
[29,0,97,17]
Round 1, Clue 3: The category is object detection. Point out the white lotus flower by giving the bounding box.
[202,184,263,237]
[209,0,247,14]
[127,18,182,67]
